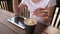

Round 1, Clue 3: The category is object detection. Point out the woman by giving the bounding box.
[13,0,56,25]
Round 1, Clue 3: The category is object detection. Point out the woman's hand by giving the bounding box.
[33,8,48,17]
[40,17,51,23]
[33,8,51,23]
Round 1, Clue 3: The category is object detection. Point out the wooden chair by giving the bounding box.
[50,7,60,28]
[21,7,30,18]
[18,0,30,18]
[0,0,8,10]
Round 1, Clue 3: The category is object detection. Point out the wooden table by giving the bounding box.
[0,9,60,34]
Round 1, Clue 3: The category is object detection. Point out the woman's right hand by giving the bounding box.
[33,8,48,17]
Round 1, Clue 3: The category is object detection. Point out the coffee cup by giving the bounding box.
[24,18,37,34]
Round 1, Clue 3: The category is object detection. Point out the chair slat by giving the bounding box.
[0,1,8,10]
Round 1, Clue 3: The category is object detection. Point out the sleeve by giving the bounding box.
[20,0,26,5]
[47,0,56,7]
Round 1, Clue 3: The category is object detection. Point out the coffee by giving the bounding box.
[24,18,37,26]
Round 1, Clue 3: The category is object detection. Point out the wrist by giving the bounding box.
[15,14,20,17]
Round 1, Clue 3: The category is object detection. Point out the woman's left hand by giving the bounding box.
[33,8,48,17]
[33,8,51,23]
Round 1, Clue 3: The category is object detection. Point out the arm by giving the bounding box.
[33,0,56,23]
[13,0,27,16]
[46,6,55,19]
[41,6,55,23]
[33,6,55,23]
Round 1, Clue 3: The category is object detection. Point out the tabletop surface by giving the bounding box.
[0,9,60,34]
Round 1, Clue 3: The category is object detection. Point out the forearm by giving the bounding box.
[13,0,19,16]
[46,6,55,19]
[13,0,26,16]
[18,4,27,16]
[43,6,55,23]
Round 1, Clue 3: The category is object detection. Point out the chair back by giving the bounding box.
[50,7,60,28]
[0,1,8,10]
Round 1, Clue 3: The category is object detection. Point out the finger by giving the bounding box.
[40,17,48,19]
[40,17,51,23]
[33,8,43,13]
[41,17,51,21]
[33,11,42,16]
[36,13,48,17]
[33,12,42,16]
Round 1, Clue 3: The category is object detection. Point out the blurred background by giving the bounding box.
[0,0,60,12]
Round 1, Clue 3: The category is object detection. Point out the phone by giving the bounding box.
[8,16,27,29]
